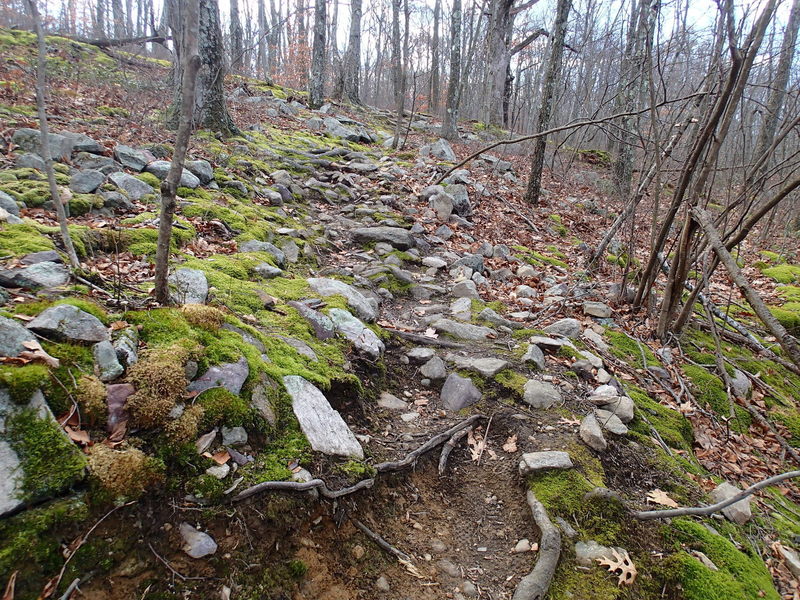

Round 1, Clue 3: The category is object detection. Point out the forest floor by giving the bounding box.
[1,28,800,600]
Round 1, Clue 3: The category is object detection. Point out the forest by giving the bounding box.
[0,0,799,598]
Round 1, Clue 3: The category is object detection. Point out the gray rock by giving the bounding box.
[452,280,480,300]
[277,336,317,361]
[478,307,522,330]
[595,395,634,423]
[430,193,453,221]
[522,344,546,370]
[323,117,375,143]
[113,144,155,171]
[450,296,472,320]
[284,375,364,459]
[289,301,336,339]
[422,256,447,269]
[435,225,453,240]
[518,451,573,475]
[445,354,508,377]
[0,191,20,216]
[779,546,800,580]
[440,373,482,411]
[12,128,74,160]
[93,340,123,381]
[101,191,134,211]
[730,369,752,399]
[238,240,286,266]
[445,184,472,216]
[452,253,484,273]
[113,326,138,367]
[517,264,538,279]
[583,301,612,318]
[516,285,537,298]
[574,541,613,567]
[185,159,214,184]
[407,347,435,364]
[378,392,407,410]
[222,426,248,446]
[187,356,250,395]
[329,308,385,359]
[544,283,569,297]
[523,380,561,409]
[432,319,495,341]
[108,172,154,201]
[254,263,283,278]
[580,414,607,451]
[205,463,230,479]
[16,152,45,170]
[61,131,104,154]
[27,304,108,343]
[543,318,582,338]
[437,559,460,578]
[594,409,628,435]
[69,169,105,193]
[308,278,377,322]
[352,226,415,250]
[0,316,37,357]
[420,356,447,381]
[73,152,121,172]
[281,240,300,264]
[428,138,456,161]
[20,250,61,265]
[12,261,69,289]
[250,379,277,426]
[375,576,391,592]
[144,161,201,188]
[179,523,217,559]
[169,268,208,304]
[710,481,751,524]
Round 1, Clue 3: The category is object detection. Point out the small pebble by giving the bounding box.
[375,575,390,592]
[351,545,365,560]
[514,539,532,553]
[461,581,478,598]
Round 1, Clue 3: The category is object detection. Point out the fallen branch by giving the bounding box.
[633,469,800,520]
[67,34,169,48]
[388,328,465,349]
[739,398,800,465]
[512,490,561,600]
[148,542,207,581]
[352,518,412,562]
[438,427,471,475]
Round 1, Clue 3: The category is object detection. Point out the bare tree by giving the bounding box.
[229,0,243,72]
[429,0,440,113]
[440,0,461,140]
[196,0,237,134]
[308,0,326,108]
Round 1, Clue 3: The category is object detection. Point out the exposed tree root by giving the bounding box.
[512,490,561,600]
[438,427,472,475]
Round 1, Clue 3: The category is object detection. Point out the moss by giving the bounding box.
[126,345,190,428]
[548,561,624,600]
[664,519,779,600]
[87,444,164,500]
[762,264,800,283]
[627,385,693,451]
[682,365,751,432]
[97,105,130,117]
[136,172,161,188]
[494,369,527,397]
[336,460,376,479]
[186,474,226,502]
[0,364,50,404]
[68,193,103,216]
[14,297,109,324]
[40,342,94,415]
[181,303,225,330]
[759,250,784,264]
[197,387,251,428]
[777,286,800,302]
[769,303,800,333]
[0,223,55,257]
[164,404,205,446]
[605,330,658,368]
[75,375,106,425]
[6,408,86,501]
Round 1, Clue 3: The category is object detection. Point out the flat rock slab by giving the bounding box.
[108,172,153,201]
[187,356,249,396]
[283,375,364,459]
[289,301,336,340]
[27,304,109,343]
[277,336,318,361]
[594,409,628,435]
[378,391,407,410]
[10,261,69,289]
[329,308,384,360]
[523,380,561,409]
[420,356,447,380]
[169,268,209,304]
[407,347,435,364]
[518,451,573,475]
[543,318,582,338]
[238,240,285,266]
[440,372,481,411]
[352,226,415,250]
[432,318,495,341]
[445,354,508,377]
[583,301,612,318]
[308,277,377,322]
[529,335,568,351]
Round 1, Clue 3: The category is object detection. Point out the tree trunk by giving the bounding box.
[111,0,124,37]
[196,0,238,135]
[229,0,243,73]
[430,0,441,113]
[257,0,267,79]
[524,0,571,205]
[342,0,362,104]
[390,0,403,148]
[440,0,461,140]
[155,0,200,305]
[308,0,326,109]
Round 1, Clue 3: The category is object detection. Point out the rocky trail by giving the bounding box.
[1,29,800,600]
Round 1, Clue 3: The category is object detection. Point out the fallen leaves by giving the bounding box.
[597,548,637,586]
[0,339,60,368]
[502,434,518,453]
[646,489,679,508]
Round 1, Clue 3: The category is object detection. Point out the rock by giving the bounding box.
[0,316,37,357]
[329,308,385,359]
[378,392,407,410]
[283,375,364,459]
[407,347,435,363]
[583,301,612,318]
[205,463,230,479]
[13,128,74,160]
[238,240,286,266]
[446,184,472,216]
[278,336,317,361]
[575,541,613,567]
[435,224,453,240]
[352,226,415,250]
[281,240,300,263]
[185,159,214,184]
[450,296,472,320]
[254,263,282,278]
[432,318,495,341]
[778,546,800,580]
[16,152,46,170]
[595,395,634,423]
[437,558,460,578]
[106,383,133,433]
[308,278,377,322]
[375,576,391,592]
[730,369,752,399]
[440,373,482,411]
[221,426,248,446]
[113,144,155,171]
[144,161,201,188]
[113,327,138,367]
[323,117,375,143]
[478,307,522,330]
[250,379,277,426]
[445,354,508,377]
[108,172,154,201]
[69,169,105,194]
[452,253,484,273]
[187,356,249,395]
[517,264,538,279]
[430,193,454,221]
[461,581,478,598]
[518,451,573,475]
[420,356,447,381]
[529,335,568,351]
[423,256,447,269]
[522,344,546,370]
[179,523,218,559]
[580,414,607,451]
[0,191,20,216]
[710,482,751,524]
[582,328,609,351]
[428,138,456,161]
[571,359,595,380]
[27,304,108,343]
[11,261,69,289]
[452,280,480,300]
[431,538,448,553]
[543,318,582,338]
[516,285,537,298]
[594,409,628,435]
[401,412,419,422]
[514,539,532,553]
[19,251,61,265]
[61,131,104,154]
[523,380,561,409]
[169,268,209,304]
[289,301,336,339]
[93,340,123,381]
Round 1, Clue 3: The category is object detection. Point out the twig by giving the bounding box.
[58,578,80,600]
[148,542,208,581]
[739,397,800,465]
[438,427,471,475]
[352,518,412,562]
[633,469,800,520]
[512,491,561,600]
[476,414,493,466]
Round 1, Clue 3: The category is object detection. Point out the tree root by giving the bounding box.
[512,490,561,600]
[352,518,412,562]
[438,427,471,475]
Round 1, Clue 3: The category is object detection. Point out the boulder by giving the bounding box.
[0,191,20,216]
[61,131,104,154]
[452,280,480,300]
[108,172,154,201]
[445,184,472,216]
[523,380,561,409]
[583,301,612,318]
[329,308,384,359]
[430,193,454,221]
[93,340,124,381]
[27,304,108,343]
[543,318,582,338]
[580,414,607,451]
[352,226,415,250]
[169,268,209,304]
[144,161,201,188]
[518,451,573,475]
[445,354,508,378]
[187,356,249,396]
[113,144,155,171]
[185,159,214,184]
[69,169,106,194]
[428,138,456,161]
[283,375,364,459]
[12,128,74,161]
[288,301,336,339]
[440,373,482,411]
[16,152,46,170]
[238,240,286,266]
[11,262,69,289]
[522,344,546,370]
[710,481,751,525]
[308,277,377,322]
[420,356,447,381]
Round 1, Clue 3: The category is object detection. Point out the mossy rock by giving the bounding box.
[0,223,55,257]
[762,264,800,283]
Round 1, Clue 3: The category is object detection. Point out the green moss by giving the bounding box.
[97,105,130,117]
[664,519,779,600]
[777,286,800,302]
[494,369,527,397]
[682,365,752,432]
[0,223,55,257]
[6,408,86,501]
[759,250,784,264]
[769,303,800,333]
[548,561,624,600]
[605,330,658,368]
[0,364,50,404]
[186,474,227,502]
[627,385,693,451]
[15,297,109,324]
[762,264,800,283]
[336,460,376,479]
[136,172,161,188]
[196,387,252,428]
[41,342,95,415]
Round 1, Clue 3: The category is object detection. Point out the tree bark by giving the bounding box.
[341,0,362,104]
[154,0,200,305]
[308,0,326,109]
[440,0,461,140]
[430,0,441,113]
[229,0,243,73]
[196,0,238,135]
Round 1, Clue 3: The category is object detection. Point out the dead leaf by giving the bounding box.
[110,320,129,331]
[17,339,60,368]
[196,429,217,454]
[211,450,230,465]
[12,313,34,322]
[502,434,518,453]
[597,548,637,586]
[65,426,91,446]
[423,327,438,339]
[467,429,485,461]
[558,417,581,426]
[647,489,679,508]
